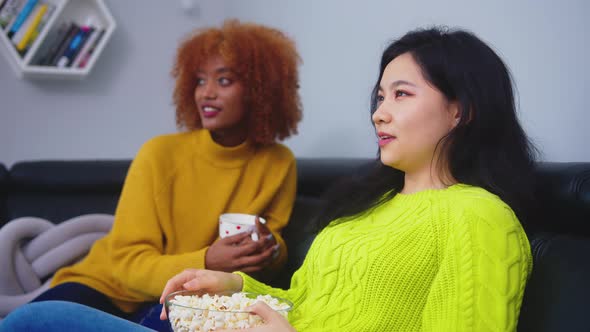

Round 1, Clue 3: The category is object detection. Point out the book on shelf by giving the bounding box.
[71,27,101,68]
[0,0,24,29]
[11,1,47,52]
[35,21,71,65]
[48,22,79,66]
[76,28,105,69]
[56,25,93,68]
[3,0,26,34]
[19,1,53,53]
[9,1,40,43]
[6,0,37,38]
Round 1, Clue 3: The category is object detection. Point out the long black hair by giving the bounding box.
[316,27,537,230]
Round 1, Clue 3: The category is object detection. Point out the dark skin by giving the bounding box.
[205,217,279,273]
[195,57,280,273]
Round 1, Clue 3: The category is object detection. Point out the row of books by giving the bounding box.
[0,0,106,69]
[33,21,105,68]
[0,0,56,56]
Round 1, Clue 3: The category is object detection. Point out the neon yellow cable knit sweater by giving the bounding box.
[237,184,532,331]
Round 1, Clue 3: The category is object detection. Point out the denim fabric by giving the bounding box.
[132,303,172,332]
[0,301,155,332]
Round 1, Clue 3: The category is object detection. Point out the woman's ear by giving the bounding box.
[449,102,461,129]
[449,102,473,129]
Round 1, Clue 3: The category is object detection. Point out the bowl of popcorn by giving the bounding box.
[164,290,293,332]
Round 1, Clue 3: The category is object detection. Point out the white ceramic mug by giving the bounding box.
[219,213,266,241]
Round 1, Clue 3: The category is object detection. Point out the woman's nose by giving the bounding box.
[203,81,217,99]
[372,104,391,124]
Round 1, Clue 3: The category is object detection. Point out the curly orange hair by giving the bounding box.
[172,19,302,146]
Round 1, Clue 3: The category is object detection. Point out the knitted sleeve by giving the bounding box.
[234,254,309,311]
[421,202,532,331]
[109,139,208,300]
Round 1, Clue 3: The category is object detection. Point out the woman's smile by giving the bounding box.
[377,131,396,147]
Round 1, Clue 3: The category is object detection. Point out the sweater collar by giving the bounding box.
[391,183,466,206]
[195,129,256,167]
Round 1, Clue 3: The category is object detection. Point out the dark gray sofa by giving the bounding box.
[0,159,588,331]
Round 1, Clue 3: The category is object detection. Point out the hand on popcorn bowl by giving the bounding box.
[164,290,293,332]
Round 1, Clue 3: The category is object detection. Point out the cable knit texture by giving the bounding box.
[237,184,531,331]
[51,130,297,312]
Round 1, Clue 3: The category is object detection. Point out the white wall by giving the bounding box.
[1,0,588,166]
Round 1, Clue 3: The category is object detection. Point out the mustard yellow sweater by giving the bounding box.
[238,184,532,331]
[52,130,297,312]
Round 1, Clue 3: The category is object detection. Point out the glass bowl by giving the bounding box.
[164,290,293,332]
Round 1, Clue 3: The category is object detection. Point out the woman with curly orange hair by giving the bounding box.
[21,19,302,331]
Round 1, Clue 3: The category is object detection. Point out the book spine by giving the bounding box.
[49,22,78,66]
[56,25,92,68]
[11,2,38,45]
[7,0,37,38]
[0,0,23,29]
[15,2,45,52]
[21,2,53,52]
[77,28,105,69]
[71,27,99,68]
[37,21,72,66]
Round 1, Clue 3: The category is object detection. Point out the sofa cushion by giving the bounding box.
[534,162,590,236]
[518,233,590,331]
[5,161,130,225]
[0,163,8,227]
[295,158,374,198]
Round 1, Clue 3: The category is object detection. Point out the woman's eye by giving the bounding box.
[196,78,205,86]
[377,95,384,103]
[218,77,232,86]
[395,90,409,98]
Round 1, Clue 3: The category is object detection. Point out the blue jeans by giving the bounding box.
[0,301,155,332]
[131,303,171,331]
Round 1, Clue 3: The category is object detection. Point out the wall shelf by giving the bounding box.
[0,0,116,80]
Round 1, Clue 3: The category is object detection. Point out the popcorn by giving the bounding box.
[167,292,291,332]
